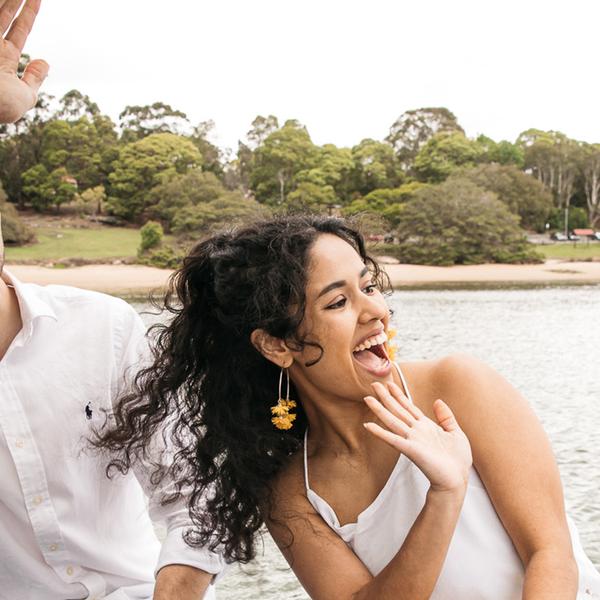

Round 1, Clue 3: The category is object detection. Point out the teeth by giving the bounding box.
[353,331,388,353]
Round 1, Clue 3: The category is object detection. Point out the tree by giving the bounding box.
[343,182,428,229]
[119,102,190,143]
[57,89,100,121]
[517,129,582,211]
[250,120,319,205]
[580,143,600,227]
[386,107,464,169]
[414,132,484,183]
[190,120,223,177]
[454,164,553,231]
[21,165,77,212]
[108,133,202,221]
[147,170,226,228]
[393,179,541,265]
[171,191,269,237]
[475,135,524,167]
[350,139,404,197]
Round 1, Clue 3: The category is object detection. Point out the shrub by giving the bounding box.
[138,220,164,254]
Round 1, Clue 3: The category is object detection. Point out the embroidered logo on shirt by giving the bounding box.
[85,403,93,420]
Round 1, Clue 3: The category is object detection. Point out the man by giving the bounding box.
[0,1,224,598]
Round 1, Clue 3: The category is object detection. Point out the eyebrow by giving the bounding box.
[317,266,370,299]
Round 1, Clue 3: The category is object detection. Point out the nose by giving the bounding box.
[358,290,388,324]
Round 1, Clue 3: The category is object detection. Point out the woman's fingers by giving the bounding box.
[371,382,415,426]
[363,422,410,452]
[4,0,41,53]
[433,399,460,432]
[387,381,424,420]
[364,395,409,437]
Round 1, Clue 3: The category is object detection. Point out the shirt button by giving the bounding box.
[15,439,24,448]
[49,544,58,552]
[66,566,74,576]
[32,495,42,506]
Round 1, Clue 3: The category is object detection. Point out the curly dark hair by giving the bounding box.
[96,214,389,564]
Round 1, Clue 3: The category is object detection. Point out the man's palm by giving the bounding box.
[0,0,48,123]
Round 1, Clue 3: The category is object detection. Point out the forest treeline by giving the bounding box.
[1,68,599,265]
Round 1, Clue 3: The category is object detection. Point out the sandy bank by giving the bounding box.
[6,260,600,295]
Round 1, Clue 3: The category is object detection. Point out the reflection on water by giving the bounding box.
[132,285,600,598]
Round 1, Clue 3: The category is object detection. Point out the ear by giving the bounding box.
[250,329,293,368]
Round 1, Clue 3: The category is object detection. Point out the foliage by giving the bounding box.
[414,132,484,183]
[21,165,77,212]
[137,244,184,269]
[475,135,524,167]
[250,120,319,205]
[386,107,464,169]
[119,102,189,143]
[547,207,589,230]
[349,139,403,197]
[171,191,269,238]
[454,164,553,231]
[73,185,106,216]
[108,133,202,221]
[147,170,225,227]
[0,183,33,244]
[393,179,542,265]
[139,221,164,253]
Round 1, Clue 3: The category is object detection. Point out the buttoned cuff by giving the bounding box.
[155,526,227,584]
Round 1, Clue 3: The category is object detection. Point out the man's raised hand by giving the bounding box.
[0,0,48,123]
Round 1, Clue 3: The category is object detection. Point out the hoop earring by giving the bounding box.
[270,367,297,430]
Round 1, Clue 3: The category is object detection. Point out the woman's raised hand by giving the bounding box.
[0,0,48,124]
[364,381,473,493]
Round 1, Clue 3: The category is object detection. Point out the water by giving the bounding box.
[132,285,600,598]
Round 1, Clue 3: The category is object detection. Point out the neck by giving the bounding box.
[0,275,23,360]
[296,367,403,457]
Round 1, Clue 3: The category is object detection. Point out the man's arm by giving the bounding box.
[154,564,213,600]
[0,0,48,123]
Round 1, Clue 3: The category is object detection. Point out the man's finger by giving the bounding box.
[21,57,47,92]
[5,0,40,53]
[0,0,23,36]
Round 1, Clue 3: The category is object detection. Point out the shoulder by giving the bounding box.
[400,354,512,420]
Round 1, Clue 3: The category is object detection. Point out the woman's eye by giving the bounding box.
[326,297,346,310]
[363,284,377,294]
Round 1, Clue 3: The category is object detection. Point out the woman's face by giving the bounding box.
[289,233,395,404]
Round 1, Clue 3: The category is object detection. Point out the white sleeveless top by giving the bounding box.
[304,364,600,599]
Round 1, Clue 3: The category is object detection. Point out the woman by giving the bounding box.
[100,215,599,599]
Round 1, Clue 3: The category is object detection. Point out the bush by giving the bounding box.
[393,179,543,265]
[0,185,34,244]
[137,244,183,269]
[138,220,163,253]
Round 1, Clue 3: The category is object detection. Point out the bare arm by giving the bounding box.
[266,383,472,600]
[0,0,48,123]
[435,354,578,599]
[154,564,213,600]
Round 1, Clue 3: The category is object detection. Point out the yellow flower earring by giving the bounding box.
[386,328,398,363]
[271,367,297,430]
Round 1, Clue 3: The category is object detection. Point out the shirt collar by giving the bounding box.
[2,269,58,329]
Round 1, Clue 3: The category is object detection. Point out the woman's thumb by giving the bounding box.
[433,399,459,432]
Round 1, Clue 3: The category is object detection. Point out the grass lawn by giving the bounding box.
[537,242,600,260]
[5,226,144,261]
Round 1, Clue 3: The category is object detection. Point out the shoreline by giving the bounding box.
[5,260,600,295]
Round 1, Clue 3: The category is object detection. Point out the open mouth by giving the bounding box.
[352,332,392,376]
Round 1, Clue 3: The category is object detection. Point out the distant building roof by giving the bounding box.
[573,229,594,235]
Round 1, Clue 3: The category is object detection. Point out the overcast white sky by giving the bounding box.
[22,0,600,152]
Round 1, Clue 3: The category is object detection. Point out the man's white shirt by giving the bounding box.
[0,272,224,599]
